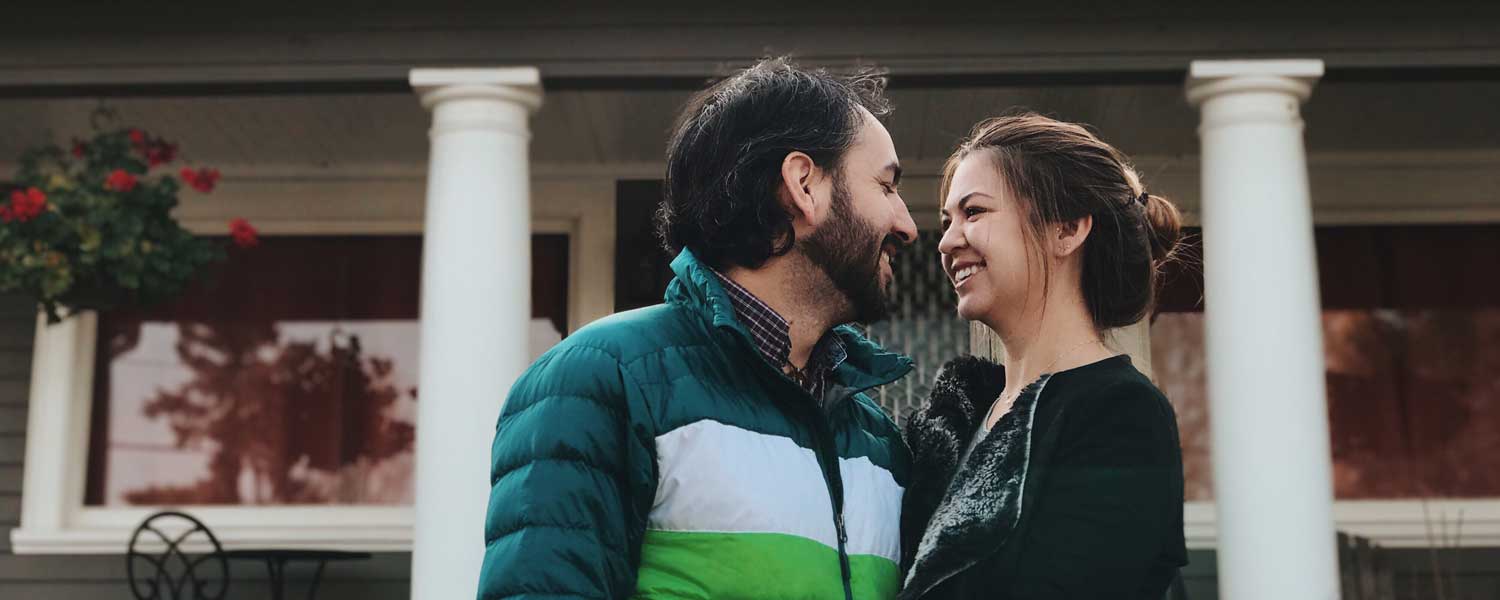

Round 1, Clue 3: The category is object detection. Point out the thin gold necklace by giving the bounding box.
[985,338,1104,426]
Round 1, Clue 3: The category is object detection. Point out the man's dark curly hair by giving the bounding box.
[656,57,891,269]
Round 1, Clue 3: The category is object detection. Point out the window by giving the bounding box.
[1152,225,1500,546]
[10,173,616,554]
[83,235,568,508]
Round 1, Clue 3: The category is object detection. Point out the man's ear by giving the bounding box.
[1053,214,1094,258]
[779,151,822,226]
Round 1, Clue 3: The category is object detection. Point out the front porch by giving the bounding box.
[3,8,1500,594]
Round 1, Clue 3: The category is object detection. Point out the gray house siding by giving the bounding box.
[2,294,33,557]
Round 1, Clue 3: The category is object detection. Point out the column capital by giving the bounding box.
[410,67,543,113]
[1186,59,1324,106]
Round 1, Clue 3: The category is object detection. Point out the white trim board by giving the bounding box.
[1184,500,1500,550]
[12,505,414,554]
[4,148,1498,232]
[903,150,1500,229]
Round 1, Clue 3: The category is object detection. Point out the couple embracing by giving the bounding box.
[478,58,1187,600]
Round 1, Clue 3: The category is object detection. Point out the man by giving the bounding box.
[477,57,918,600]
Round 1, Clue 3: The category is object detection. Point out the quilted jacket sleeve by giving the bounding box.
[477,343,645,600]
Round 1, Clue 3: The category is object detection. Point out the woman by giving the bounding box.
[899,113,1188,600]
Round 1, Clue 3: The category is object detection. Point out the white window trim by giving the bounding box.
[10,173,616,554]
[1185,500,1500,549]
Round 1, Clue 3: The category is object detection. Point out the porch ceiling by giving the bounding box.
[0,80,1496,175]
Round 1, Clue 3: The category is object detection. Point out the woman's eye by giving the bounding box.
[882,183,896,194]
[964,207,985,218]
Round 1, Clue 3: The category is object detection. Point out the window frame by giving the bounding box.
[1153,223,1500,550]
[10,175,616,554]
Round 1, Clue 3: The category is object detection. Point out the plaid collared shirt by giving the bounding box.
[712,270,848,403]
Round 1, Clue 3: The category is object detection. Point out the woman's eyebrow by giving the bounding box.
[943,191,992,216]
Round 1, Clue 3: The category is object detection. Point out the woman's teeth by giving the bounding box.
[954,265,983,285]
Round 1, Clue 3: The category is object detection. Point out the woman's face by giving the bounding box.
[938,154,1042,324]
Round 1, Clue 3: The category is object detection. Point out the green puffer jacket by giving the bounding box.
[477,249,914,600]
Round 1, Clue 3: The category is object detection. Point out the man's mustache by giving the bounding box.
[880,235,904,259]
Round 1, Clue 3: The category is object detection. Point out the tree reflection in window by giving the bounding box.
[108,318,416,505]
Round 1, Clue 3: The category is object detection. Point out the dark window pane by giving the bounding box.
[1150,225,1500,500]
[86,235,569,506]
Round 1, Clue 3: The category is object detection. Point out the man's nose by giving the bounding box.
[890,195,918,245]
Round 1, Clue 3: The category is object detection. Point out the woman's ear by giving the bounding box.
[1053,214,1094,258]
[779,151,823,227]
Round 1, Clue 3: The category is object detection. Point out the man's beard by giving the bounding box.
[799,177,899,324]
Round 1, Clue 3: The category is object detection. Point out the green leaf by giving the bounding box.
[1,123,225,317]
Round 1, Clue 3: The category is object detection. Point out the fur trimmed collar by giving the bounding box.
[899,356,1051,599]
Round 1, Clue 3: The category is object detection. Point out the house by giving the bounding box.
[3,3,1498,598]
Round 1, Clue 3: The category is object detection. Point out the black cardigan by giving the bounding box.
[899,355,1188,600]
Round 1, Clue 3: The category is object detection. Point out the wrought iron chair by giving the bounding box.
[126,510,231,600]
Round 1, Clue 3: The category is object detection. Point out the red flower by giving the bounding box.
[18,187,45,213]
[146,142,178,167]
[180,167,220,193]
[71,140,87,158]
[124,129,179,169]
[229,218,258,248]
[105,169,138,192]
[2,187,47,223]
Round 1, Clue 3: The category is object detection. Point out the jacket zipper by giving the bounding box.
[773,367,856,600]
[732,331,860,600]
[805,398,855,600]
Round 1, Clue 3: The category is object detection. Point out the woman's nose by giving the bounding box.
[938,220,964,255]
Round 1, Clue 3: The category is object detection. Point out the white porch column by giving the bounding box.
[1186,60,1337,600]
[409,68,542,600]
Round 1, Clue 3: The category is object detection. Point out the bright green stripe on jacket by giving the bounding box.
[634,530,900,600]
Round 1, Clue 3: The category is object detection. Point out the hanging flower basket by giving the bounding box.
[0,114,257,323]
